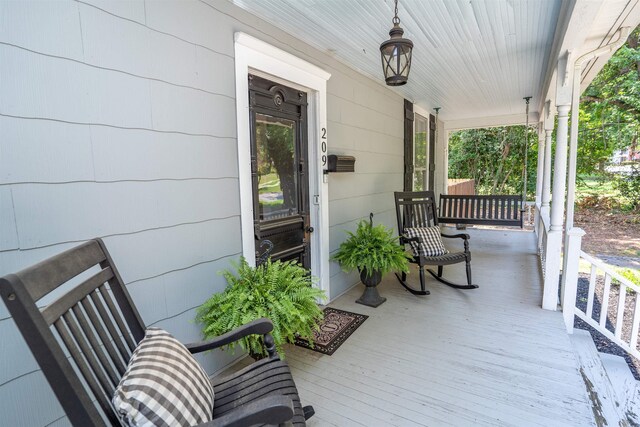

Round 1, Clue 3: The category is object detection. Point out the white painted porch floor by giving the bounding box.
[285,228,595,427]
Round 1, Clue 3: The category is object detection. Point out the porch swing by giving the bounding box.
[438,97,532,229]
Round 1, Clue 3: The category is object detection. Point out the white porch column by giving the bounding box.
[534,123,545,235]
[542,103,570,310]
[541,127,553,215]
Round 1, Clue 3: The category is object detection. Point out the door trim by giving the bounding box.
[234,33,331,295]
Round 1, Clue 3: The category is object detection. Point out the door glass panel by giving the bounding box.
[413,170,426,192]
[414,114,428,191]
[256,113,298,221]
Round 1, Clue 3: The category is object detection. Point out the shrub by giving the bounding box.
[614,165,640,211]
[196,258,326,358]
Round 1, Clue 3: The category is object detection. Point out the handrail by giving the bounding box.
[567,248,640,361]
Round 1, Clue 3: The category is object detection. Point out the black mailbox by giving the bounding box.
[327,155,356,173]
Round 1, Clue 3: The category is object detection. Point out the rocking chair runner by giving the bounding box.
[394,191,478,295]
[0,239,313,426]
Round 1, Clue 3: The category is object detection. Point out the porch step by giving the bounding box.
[569,329,629,426]
[599,353,640,426]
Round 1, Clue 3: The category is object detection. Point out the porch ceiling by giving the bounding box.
[229,0,563,123]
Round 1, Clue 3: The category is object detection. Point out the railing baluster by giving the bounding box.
[631,296,640,351]
[599,274,612,328]
[615,283,626,339]
[586,264,597,319]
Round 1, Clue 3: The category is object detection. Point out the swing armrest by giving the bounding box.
[440,233,470,240]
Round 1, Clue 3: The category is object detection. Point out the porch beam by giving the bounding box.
[443,112,540,132]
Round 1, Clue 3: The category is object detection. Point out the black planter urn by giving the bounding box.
[356,268,386,307]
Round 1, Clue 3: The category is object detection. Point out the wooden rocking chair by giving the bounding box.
[394,191,478,295]
[0,239,313,426]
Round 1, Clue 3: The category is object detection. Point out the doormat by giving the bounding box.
[294,307,368,355]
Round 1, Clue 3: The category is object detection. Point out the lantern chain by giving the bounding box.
[393,0,400,25]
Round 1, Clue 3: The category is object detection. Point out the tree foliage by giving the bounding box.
[448,25,640,194]
[448,125,537,196]
[578,26,640,174]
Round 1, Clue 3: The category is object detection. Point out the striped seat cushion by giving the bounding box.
[404,226,449,257]
[113,328,214,427]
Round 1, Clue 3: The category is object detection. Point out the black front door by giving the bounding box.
[249,74,311,268]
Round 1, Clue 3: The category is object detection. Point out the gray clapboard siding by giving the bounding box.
[0,116,237,184]
[12,180,239,248]
[328,192,397,226]
[149,80,237,136]
[90,126,239,181]
[328,172,402,201]
[80,0,147,24]
[126,253,236,325]
[0,117,95,184]
[0,187,19,251]
[79,1,236,96]
[347,150,403,174]
[150,254,234,318]
[0,370,66,427]
[0,318,39,386]
[102,216,242,283]
[144,0,236,57]
[0,0,84,59]
[0,44,153,128]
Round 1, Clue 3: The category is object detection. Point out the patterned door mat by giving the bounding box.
[294,307,368,355]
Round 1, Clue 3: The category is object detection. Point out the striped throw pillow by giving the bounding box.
[113,328,214,427]
[405,226,449,257]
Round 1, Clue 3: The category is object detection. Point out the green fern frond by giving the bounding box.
[196,256,326,358]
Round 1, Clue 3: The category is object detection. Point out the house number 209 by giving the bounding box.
[321,127,327,166]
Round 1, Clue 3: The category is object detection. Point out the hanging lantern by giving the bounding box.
[380,0,413,86]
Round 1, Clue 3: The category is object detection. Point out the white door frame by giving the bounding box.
[234,33,331,295]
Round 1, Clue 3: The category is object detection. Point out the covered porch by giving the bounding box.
[2,0,640,425]
[265,228,594,425]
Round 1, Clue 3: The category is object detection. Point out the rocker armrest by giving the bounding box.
[440,233,470,240]
[198,395,294,427]
[184,318,274,354]
[401,235,421,244]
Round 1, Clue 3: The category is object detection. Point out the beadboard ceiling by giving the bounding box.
[229,0,563,122]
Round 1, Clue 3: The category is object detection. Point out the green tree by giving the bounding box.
[448,125,537,196]
[578,26,640,173]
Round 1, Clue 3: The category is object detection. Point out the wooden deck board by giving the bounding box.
[288,228,595,426]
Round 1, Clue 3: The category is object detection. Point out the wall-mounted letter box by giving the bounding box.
[327,155,356,173]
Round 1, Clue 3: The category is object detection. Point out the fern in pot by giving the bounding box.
[331,214,410,307]
[196,257,326,359]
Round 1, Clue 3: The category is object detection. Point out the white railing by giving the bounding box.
[563,230,640,360]
[536,205,550,275]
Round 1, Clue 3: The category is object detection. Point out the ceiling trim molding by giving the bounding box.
[444,112,541,132]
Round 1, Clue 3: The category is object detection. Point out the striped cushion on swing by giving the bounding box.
[405,226,449,257]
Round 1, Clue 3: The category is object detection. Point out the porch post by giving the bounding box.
[561,227,585,333]
[541,102,554,216]
[542,103,570,310]
[534,123,545,235]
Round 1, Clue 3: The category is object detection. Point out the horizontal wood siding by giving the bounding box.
[326,76,404,299]
[0,1,406,425]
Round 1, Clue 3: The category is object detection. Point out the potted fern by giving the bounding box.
[331,214,410,307]
[196,257,326,359]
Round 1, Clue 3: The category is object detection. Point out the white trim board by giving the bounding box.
[234,32,331,296]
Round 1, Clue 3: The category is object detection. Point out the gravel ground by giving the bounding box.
[574,273,640,380]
